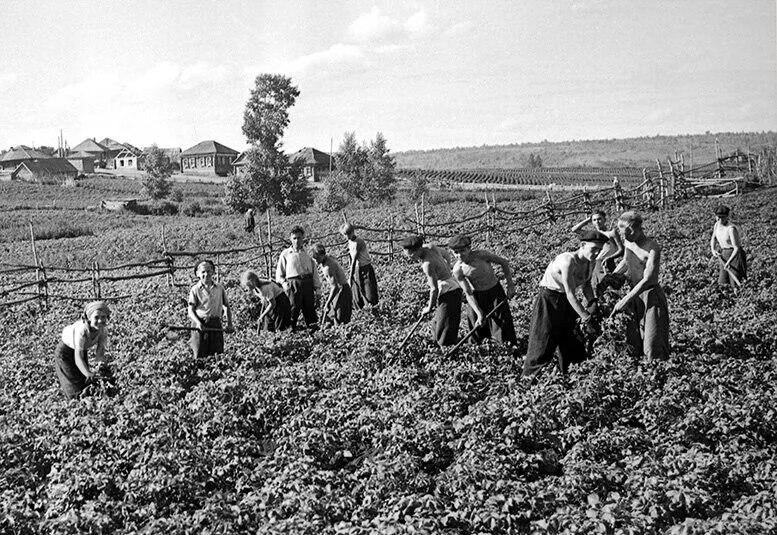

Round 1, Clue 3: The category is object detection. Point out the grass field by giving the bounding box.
[1,177,776,533]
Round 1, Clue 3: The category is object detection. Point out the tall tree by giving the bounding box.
[141,145,172,200]
[242,74,300,150]
[365,132,396,203]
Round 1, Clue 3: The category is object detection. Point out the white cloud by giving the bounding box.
[179,62,232,90]
[348,7,404,43]
[283,43,366,76]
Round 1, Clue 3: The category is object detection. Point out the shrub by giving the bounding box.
[182,201,203,217]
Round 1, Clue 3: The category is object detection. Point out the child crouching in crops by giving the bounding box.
[54,300,110,399]
[188,260,234,358]
[240,270,291,332]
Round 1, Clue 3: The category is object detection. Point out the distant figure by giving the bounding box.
[188,260,234,358]
[240,270,291,332]
[244,208,255,234]
[276,225,321,330]
[448,234,518,350]
[312,243,353,326]
[571,209,624,295]
[710,204,746,287]
[340,223,379,307]
[522,231,606,379]
[401,235,462,347]
[612,211,670,360]
[54,301,111,399]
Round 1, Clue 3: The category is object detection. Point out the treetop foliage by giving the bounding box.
[242,74,300,150]
[141,144,173,200]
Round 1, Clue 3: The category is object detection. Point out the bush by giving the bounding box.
[128,201,179,216]
[182,201,203,217]
[171,189,184,203]
[315,173,351,212]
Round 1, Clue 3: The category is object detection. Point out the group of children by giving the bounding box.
[54,205,746,398]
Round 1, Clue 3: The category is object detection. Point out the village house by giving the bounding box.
[0,145,52,170]
[71,138,110,167]
[11,159,78,184]
[99,138,142,169]
[231,146,335,182]
[180,140,238,177]
[114,148,141,170]
[66,151,96,173]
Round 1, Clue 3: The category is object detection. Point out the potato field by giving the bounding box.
[1,178,776,534]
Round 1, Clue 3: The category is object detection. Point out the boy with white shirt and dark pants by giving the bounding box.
[276,225,321,330]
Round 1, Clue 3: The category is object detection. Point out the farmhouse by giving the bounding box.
[11,159,78,183]
[0,145,52,170]
[99,138,142,169]
[180,140,238,177]
[231,146,335,182]
[66,151,96,173]
[114,148,141,170]
[71,138,110,167]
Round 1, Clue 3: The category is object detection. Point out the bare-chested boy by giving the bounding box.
[572,209,624,294]
[522,231,606,378]
[448,234,518,349]
[710,205,746,286]
[311,243,353,326]
[612,211,670,360]
[401,235,462,347]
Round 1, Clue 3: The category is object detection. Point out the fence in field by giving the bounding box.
[0,151,764,309]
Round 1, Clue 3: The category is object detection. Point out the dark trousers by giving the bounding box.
[326,285,353,325]
[190,317,224,358]
[466,283,517,347]
[625,286,670,360]
[522,288,587,377]
[353,264,379,307]
[54,341,88,400]
[718,248,747,285]
[287,276,318,329]
[435,288,462,347]
[262,293,292,332]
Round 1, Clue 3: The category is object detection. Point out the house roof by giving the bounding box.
[232,151,248,167]
[15,158,78,175]
[181,140,239,156]
[288,147,333,166]
[0,145,53,162]
[71,138,109,154]
[115,148,139,158]
[67,150,95,159]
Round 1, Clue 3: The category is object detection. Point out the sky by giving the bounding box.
[1,0,775,153]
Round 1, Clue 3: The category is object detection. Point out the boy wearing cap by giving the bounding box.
[572,209,624,294]
[710,205,746,286]
[612,211,670,360]
[522,231,606,378]
[311,243,353,325]
[276,226,321,330]
[400,235,462,347]
[448,234,518,349]
[340,223,379,307]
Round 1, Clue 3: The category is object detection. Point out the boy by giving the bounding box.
[612,211,670,360]
[244,207,255,234]
[276,225,321,330]
[571,209,624,294]
[710,204,746,286]
[311,243,353,325]
[522,231,606,378]
[448,234,518,349]
[340,223,379,307]
[401,235,462,347]
[188,260,234,358]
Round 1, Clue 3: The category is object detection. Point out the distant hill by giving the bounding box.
[394,132,777,170]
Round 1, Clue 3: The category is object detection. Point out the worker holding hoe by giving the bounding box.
[448,234,518,351]
[709,204,746,288]
[340,223,379,308]
[311,243,353,326]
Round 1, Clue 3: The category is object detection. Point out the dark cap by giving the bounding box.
[715,205,730,216]
[399,235,424,250]
[447,234,472,250]
[580,230,608,245]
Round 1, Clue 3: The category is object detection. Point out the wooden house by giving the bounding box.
[287,147,335,182]
[0,145,52,170]
[114,148,141,170]
[67,151,96,173]
[71,138,110,167]
[180,140,238,177]
[11,159,78,184]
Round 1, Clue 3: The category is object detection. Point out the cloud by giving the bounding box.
[348,7,404,43]
[282,44,366,76]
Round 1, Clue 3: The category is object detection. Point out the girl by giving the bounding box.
[54,301,110,399]
[240,269,291,332]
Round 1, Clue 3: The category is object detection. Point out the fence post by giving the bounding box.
[266,210,274,280]
[484,193,491,246]
[582,186,592,214]
[667,157,676,204]
[420,193,425,237]
[162,225,174,289]
[389,215,395,261]
[29,222,42,308]
[613,177,624,213]
[39,260,49,309]
[92,261,102,299]
[545,187,555,222]
[216,254,221,282]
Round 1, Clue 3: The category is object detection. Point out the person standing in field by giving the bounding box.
[612,211,670,360]
[401,235,462,347]
[276,225,321,330]
[240,270,291,332]
[244,208,255,234]
[188,260,234,358]
[522,231,607,379]
[340,223,379,308]
[311,243,353,326]
[571,209,624,294]
[54,301,111,399]
[448,234,518,350]
[710,204,746,287]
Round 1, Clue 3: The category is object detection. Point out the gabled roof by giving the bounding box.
[181,140,239,156]
[232,151,248,167]
[99,137,124,150]
[288,147,333,166]
[15,158,78,175]
[0,145,52,162]
[72,138,109,154]
[115,148,139,159]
